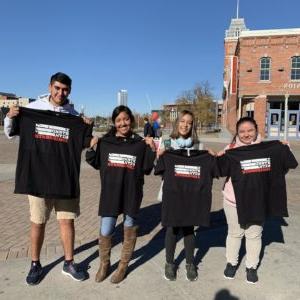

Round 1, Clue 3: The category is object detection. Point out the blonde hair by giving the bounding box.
[170,110,198,143]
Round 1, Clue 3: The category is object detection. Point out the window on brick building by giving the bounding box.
[260,57,271,81]
[291,56,300,80]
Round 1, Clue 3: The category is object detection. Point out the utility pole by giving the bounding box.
[107,114,110,129]
[80,105,85,117]
[0,108,3,127]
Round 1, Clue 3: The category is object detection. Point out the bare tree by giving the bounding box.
[175,82,215,128]
[193,82,215,128]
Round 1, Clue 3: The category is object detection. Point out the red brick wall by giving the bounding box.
[224,40,238,84]
[254,95,267,138]
[224,33,300,137]
[238,35,300,96]
[226,95,238,134]
[224,40,238,56]
[224,39,239,133]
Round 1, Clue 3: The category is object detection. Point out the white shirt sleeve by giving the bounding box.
[4,116,14,139]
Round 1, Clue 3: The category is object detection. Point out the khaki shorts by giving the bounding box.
[28,195,80,224]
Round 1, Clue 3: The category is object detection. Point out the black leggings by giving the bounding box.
[165,226,195,264]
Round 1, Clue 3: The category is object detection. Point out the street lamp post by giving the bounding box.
[284,94,289,141]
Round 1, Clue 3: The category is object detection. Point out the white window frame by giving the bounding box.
[260,57,271,81]
[291,56,300,81]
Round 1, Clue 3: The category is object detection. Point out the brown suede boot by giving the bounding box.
[110,226,138,284]
[95,234,112,282]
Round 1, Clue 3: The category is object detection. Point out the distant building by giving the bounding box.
[163,102,194,122]
[0,92,34,126]
[223,16,300,140]
[162,101,222,126]
[162,104,179,122]
[117,89,128,106]
[0,92,35,108]
[215,100,223,124]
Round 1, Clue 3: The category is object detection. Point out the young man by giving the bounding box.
[4,72,97,285]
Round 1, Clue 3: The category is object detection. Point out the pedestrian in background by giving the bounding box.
[143,117,154,137]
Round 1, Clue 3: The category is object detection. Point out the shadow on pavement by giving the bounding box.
[214,288,240,300]
[40,206,289,282]
[236,216,288,271]
[75,203,164,277]
[40,240,100,281]
[118,202,164,275]
[128,208,227,276]
[259,216,288,266]
[39,256,65,283]
[176,209,227,267]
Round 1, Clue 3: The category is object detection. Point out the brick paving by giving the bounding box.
[0,133,299,262]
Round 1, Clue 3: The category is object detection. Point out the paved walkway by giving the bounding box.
[0,133,299,299]
[0,136,227,261]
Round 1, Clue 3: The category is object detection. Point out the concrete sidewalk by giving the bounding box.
[1,204,299,300]
[0,134,299,300]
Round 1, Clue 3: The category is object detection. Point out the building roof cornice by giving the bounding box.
[240,28,300,38]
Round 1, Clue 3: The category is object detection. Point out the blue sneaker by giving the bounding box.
[62,261,86,281]
[26,261,43,285]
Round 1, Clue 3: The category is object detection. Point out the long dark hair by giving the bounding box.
[232,116,258,143]
[107,105,135,136]
[170,110,198,143]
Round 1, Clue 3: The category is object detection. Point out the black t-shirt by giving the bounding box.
[218,140,298,225]
[154,150,219,227]
[86,133,156,217]
[10,107,93,199]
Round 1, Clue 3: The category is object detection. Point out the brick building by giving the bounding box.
[161,101,222,126]
[0,92,35,108]
[223,18,300,140]
[163,103,193,122]
[0,92,36,126]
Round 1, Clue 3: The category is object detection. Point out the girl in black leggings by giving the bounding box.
[156,110,201,281]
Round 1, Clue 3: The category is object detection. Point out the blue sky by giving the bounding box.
[1,0,300,116]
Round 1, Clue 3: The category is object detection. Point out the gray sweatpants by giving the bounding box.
[224,200,263,269]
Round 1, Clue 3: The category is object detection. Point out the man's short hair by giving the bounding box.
[50,72,72,87]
